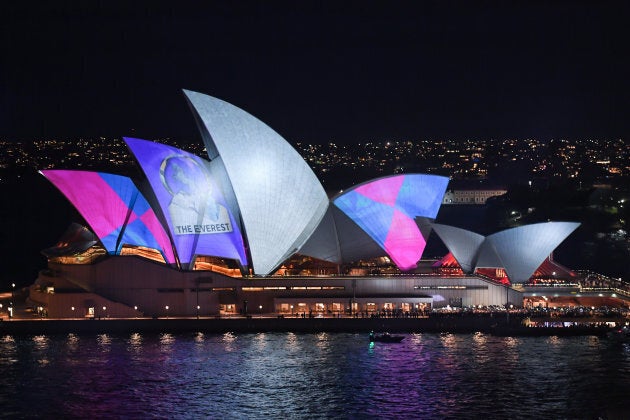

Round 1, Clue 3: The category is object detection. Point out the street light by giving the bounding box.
[196,305,200,319]
[290,305,294,316]
[165,305,169,318]
[11,283,15,306]
[103,306,107,319]
[259,305,262,318]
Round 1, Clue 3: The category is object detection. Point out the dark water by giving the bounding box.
[1,332,628,419]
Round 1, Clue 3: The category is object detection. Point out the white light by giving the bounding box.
[134,306,138,310]
[102,306,106,311]
[165,306,169,310]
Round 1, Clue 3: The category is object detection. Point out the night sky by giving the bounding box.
[2,1,629,144]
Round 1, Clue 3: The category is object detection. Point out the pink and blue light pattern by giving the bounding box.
[124,137,247,268]
[334,174,448,270]
[41,170,176,263]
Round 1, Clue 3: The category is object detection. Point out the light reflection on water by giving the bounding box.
[66,333,80,349]
[0,335,17,365]
[128,332,142,347]
[0,332,628,418]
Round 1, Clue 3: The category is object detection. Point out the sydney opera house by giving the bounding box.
[29,90,583,319]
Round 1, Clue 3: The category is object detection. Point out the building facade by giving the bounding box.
[30,90,583,318]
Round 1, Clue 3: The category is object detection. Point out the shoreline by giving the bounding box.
[0,315,622,336]
[0,317,497,335]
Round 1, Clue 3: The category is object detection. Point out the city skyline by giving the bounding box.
[2,1,630,143]
[1,137,627,188]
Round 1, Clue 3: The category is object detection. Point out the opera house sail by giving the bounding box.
[477,222,581,283]
[124,138,248,270]
[40,170,176,264]
[429,224,485,273]
[183,90,329,275]
[299,174,449,271]
[334,174,448,270]
[432,222,581,283]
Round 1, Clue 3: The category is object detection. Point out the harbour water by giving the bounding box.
[1,331,628,419]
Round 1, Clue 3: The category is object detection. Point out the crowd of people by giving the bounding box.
[578,272,630,295]
[430,304,629,319]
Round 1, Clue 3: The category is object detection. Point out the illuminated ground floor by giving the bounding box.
[21,255,629,320]
[23,255,526,319]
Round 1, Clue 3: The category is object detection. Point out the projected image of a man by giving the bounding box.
[160,155,232,235]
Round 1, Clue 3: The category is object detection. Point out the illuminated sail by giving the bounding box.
[40,170,175,263]
[184,90,329,275]
[124,137,247,269]
[333,174,449,270]
[433,222,581,283]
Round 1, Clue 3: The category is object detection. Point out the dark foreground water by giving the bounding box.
[1,332,628,419]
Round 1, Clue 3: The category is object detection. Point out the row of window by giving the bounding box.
[157,286,346,293]
[158,285,486,293]
[242,286,345,291]
[414,285,488,290]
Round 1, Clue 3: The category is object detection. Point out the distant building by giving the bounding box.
[442,185,507,205]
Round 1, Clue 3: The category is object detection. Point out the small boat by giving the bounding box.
[369,331,404,343]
